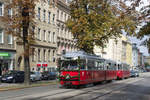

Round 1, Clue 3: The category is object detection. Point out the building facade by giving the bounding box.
[0,0,16,75]
[144,56,150,65]
[16,0,77,72]
[16,0,58,72]
[126,41,133,67]
[94,34,133,69]
[132,43,139,68]
[138,52,144,67]
[56,0,77,57]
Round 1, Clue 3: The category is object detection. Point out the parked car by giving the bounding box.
[41,71,56,80]
[130,70,139,77]
[30,72,41,82]
[1,71,24,83]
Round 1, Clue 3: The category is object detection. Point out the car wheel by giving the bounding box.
[12,79,16,83]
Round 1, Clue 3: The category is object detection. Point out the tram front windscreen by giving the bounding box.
[61,60,78,70]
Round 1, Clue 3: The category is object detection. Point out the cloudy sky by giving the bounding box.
[129,0,150,56]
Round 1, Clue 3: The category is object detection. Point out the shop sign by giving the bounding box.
[42,64,48,67]
[0,53,10,57]
[37,64,41,67]
[37,64,48,68]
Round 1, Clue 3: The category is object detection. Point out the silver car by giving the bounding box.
[30,72,41,82]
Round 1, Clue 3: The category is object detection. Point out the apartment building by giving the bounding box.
[56,0,77,57]
[16,0,58,72]
[94,35,133,69]
[132,43,139,67]
[126,41,133,67]
[0,0,16,75]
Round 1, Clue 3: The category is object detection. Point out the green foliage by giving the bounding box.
[66,0,137,53]
[138,5,150,52]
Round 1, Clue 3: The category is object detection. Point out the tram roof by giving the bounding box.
[62,51,102,60]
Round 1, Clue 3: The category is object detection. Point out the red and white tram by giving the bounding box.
[57,51,130,88]
[116,63,130,79]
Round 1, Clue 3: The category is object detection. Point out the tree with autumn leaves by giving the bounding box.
[138,2,150,53]
[2,0,39,85]
[66,0,140,53]
[2,0,55,85]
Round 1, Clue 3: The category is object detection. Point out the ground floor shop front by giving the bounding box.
[0,52,16,75]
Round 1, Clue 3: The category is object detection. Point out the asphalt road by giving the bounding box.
[0,72,150,100]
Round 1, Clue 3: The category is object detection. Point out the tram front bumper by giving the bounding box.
[60,80,80,86]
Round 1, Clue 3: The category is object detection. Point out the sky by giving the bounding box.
[129,0,150,56]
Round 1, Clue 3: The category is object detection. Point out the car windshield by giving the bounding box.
[61,60,78,70]
[4,71,16,76]
[30,72,35,74]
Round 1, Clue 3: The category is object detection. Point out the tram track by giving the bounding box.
[25,77,143,100]
[46,78,143,100]
[61,78,143,100]
[3,77,143,100]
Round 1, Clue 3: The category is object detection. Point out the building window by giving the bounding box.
[0,3,4,16]
[53,14,55,24]
[61,11,63,21]
[32,26,35,38]
[0,29,4,43]
[48,50,50,62]
[38,7,41,20]
[43,9,46,22]
[48,31,50,42]
[8,8,13,17]
[32,48,35,62]
[48,12,51,24]
[53,32,55,43]
[38,28,41,40]
[38,49,41,61]
[8,35,13,44]
[51,32,53,42]
[53,50,55,62]
[57,28,60,37]
[43,30,46,41]
[64,14,66,21]
[57,10,59,20]
[43,49,46,62]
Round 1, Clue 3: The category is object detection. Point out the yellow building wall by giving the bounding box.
[121,35,133,67]
[126,42,133,67]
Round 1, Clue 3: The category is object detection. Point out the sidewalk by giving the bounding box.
[0,80,58,91]
[0,83,19,88]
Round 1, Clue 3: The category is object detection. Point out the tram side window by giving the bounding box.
[112,63,116,70]
[98,62,104,70]
[107,63,112,70]
[118,64,122,70]
[95,61,98,70]
[87,60,94,70]
[80,60,86,70]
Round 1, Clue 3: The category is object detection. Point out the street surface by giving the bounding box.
[0,72,150,100]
